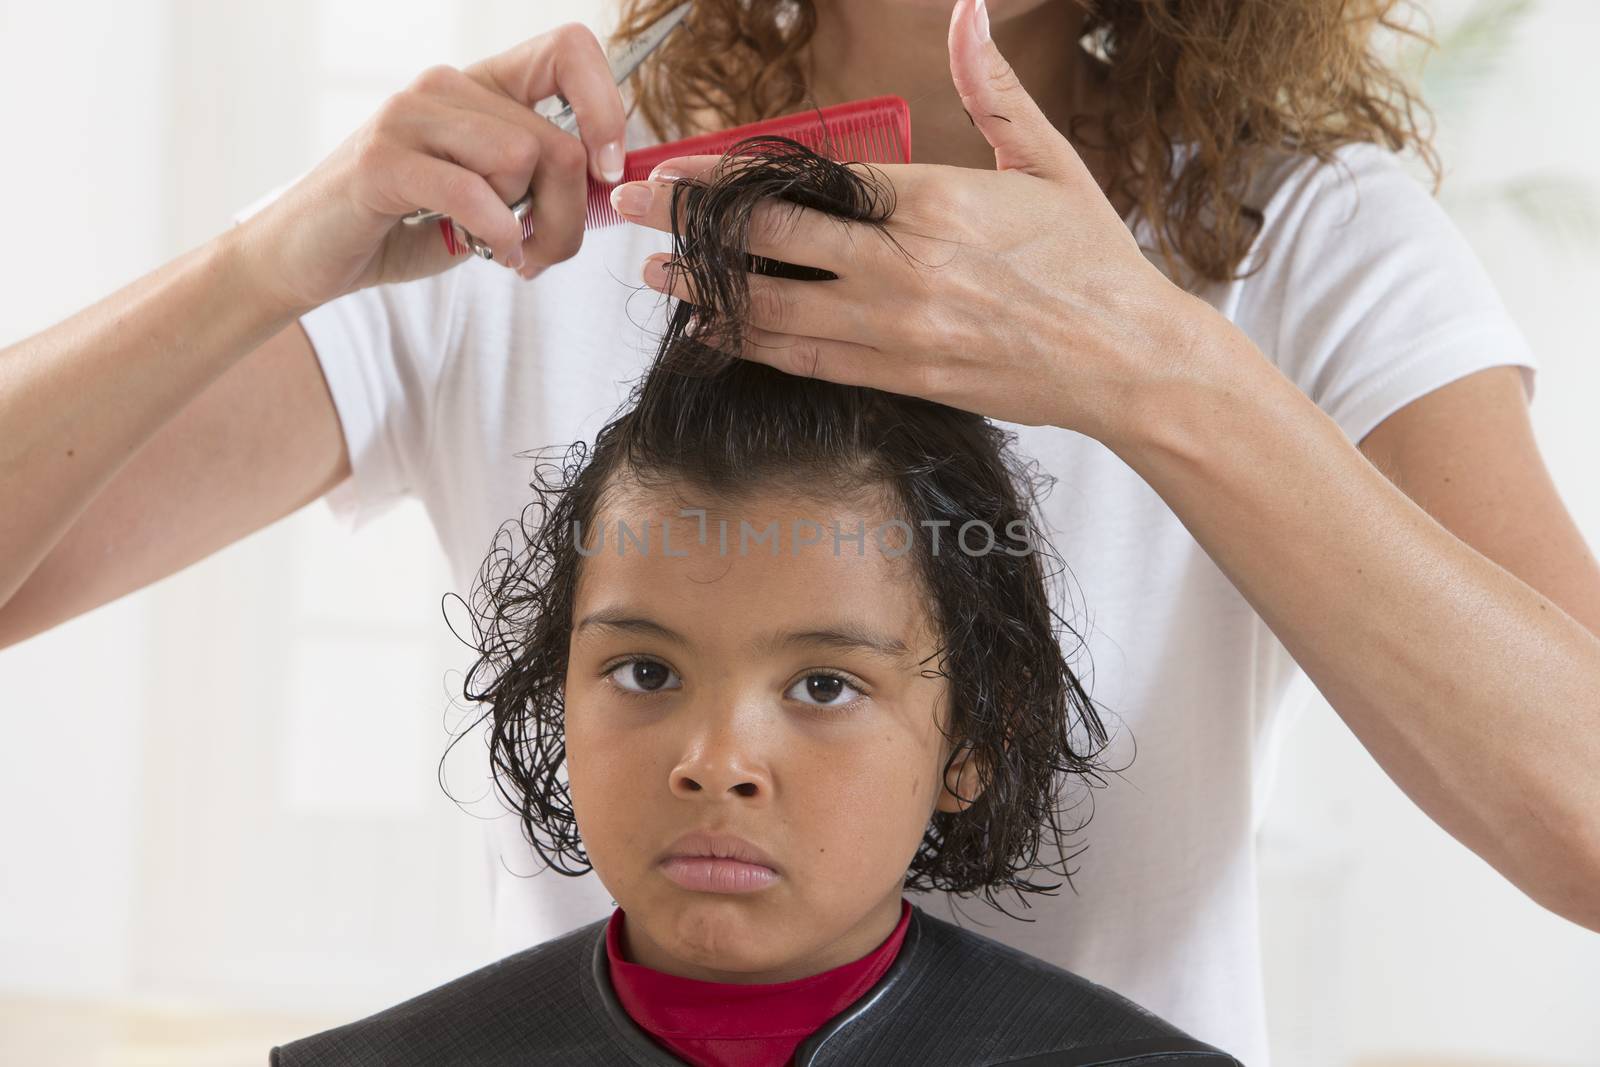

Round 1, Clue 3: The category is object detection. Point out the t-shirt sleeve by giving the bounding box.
[231,181,459,531]
[1243,141,1538,445]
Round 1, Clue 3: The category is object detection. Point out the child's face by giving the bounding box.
[563,481,970,983]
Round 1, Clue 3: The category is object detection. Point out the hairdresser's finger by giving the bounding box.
[468,22,628,184]
[427,64,576,167]
[384,152,532,267]
[651,154,913,190]
[618,182,859,274]
[738,324,964,412]
[734,326,891,394]
[946,0,1085,184]
[518,115,590,270]
[645,154,723,183]
[402,96,551,261]
[642,255,862,343]
[744,200,867,274]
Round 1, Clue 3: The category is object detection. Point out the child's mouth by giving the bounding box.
[658,831,782,893]
[659,856,781,894]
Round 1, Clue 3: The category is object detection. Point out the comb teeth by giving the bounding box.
[584,95,911,230]
[586,156,661,230]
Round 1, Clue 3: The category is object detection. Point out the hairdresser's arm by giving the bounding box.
[1115,303,1600,933]
[0,25,627,648]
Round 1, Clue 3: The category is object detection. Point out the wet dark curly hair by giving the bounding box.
[452,134,1114,910]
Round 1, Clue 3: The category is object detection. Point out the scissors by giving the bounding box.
[400,0,693,260]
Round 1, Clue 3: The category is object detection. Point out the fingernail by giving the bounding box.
[648,164,687,183]
[974,0,990,41]
[508,248,525,270]
[643,255,671,286]
[597,140,625,184]
[610,182,653,217]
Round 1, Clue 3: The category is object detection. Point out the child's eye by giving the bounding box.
[785,671,866,710]
[602,661,866,711]
[605,658,682,695]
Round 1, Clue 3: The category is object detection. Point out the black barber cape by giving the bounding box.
[271,904,1242,1066]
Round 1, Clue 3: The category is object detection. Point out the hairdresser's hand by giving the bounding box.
[235,24,626,315]
[608,0,1214,441]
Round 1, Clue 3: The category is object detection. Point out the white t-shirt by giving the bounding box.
[235,108,1536,1064]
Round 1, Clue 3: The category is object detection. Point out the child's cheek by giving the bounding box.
[567,723,656,903]
[810,743,932,868]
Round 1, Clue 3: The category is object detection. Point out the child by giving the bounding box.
[270,140,1240,1067]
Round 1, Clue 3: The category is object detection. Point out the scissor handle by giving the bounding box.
[400,190,535,259]
[400,207,449,226]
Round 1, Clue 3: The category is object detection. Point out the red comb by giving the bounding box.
[586,94,912,228]
[436,96,910,255]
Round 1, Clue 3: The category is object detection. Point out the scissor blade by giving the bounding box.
[606,0,692,86]
[547,0,692,134]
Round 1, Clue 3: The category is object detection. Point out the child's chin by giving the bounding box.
[653,895,807,977]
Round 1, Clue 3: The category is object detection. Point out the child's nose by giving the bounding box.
[668,715,773,802]
[671,767,764,800]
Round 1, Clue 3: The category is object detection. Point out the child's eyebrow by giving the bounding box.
[575,607,914,662]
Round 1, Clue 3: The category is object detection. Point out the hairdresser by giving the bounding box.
[4,1,1600,1061]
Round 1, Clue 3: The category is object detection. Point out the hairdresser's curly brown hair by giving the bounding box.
[449,137,1117,911]
[611,0,1441,288]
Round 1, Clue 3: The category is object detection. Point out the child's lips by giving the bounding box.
[658,830,782,893]
[659,856,781,894]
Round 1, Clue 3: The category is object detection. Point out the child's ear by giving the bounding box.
[935,743,986,814]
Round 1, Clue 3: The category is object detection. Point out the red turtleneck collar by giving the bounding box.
[604,900,912,1067]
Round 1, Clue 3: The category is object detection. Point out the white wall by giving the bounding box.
[0,1,1595,1064]
[0,0,171,1000]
